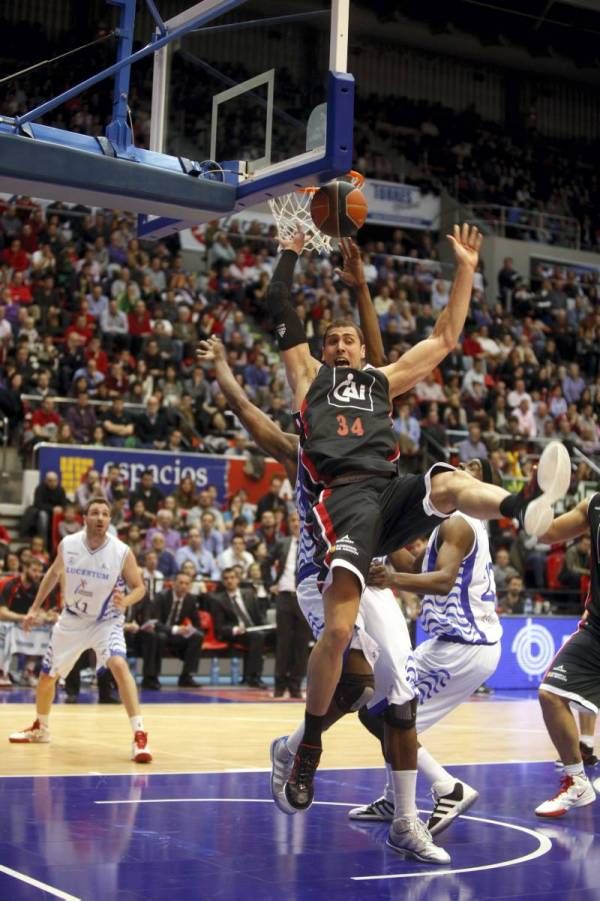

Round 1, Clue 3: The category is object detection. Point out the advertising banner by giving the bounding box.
[37,444,285,505]
[416,615,579,690]
[363,180,440,230]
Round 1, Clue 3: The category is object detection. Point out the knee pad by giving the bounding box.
[358,705,385,744]
[333,671,375,713]
[383,699,417,731]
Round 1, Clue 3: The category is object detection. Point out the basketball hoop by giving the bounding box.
[268,170,365,254]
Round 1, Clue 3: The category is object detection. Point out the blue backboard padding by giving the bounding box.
[0,131,234,218]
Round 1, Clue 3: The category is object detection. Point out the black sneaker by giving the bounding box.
[427,780,479,836]
[581,742,599,768]
[284,743,322,811]
[510,442,571,536]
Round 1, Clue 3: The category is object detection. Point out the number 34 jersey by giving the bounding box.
[297,364,399,481]
[420,513,503,645]
[61,531,129,622]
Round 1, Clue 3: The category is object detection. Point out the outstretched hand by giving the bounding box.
[278,227,305,256]
[197,336,226,363]
[446,223,483,270]
[333,238,366,289]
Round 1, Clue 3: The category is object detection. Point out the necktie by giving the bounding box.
[168,594,183,627]
[230,592,251,627]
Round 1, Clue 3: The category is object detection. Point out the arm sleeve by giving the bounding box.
[266,250,307,351]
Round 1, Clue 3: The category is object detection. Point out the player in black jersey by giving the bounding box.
[198,333,468,862]
[534,496,600,817]
[263,223,572,822]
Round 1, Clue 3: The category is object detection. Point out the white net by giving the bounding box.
[268,190,334,254]
[268,172,365,255]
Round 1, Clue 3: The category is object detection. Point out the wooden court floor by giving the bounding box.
[0,695,557,777]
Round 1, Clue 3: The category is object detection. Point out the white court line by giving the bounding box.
[352,813,552,881]
[0,864,81,900]
[90,798,552,883]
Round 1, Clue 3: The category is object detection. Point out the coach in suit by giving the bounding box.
[269,511,312,698]
[152,572,204,687]
[210,567,268,688]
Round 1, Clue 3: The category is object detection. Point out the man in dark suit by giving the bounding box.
[210,568,268,689]
[152,572,204,687]
[134,395,170,450]
[269,511,312,698]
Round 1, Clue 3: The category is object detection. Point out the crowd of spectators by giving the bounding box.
[1,26,600,644]
[0,185,598,618]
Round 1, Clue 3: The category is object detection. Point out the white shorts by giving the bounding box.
[297,574,416,708]
[414,638,501,733]
[41,613,127,679]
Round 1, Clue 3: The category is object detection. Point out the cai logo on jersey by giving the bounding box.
[327,370,374,411]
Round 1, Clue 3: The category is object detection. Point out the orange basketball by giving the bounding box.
[310,180,368,239]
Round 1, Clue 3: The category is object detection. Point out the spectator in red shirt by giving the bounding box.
[2,238,29,273]
[128,300,153,355]
[7,271,33,305]
[30,396,61,444]
[65,313,94,344]
[462,328,485,359]
[84,335,109,374]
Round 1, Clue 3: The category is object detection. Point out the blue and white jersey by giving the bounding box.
[420,513,502,645]
[295,444,322,586]
[61,530,129,623]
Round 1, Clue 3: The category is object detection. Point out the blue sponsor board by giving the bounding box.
[38,443,229,502]
[416,615,580,690]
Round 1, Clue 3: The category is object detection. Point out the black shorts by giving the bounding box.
[540,626,600,714]
[311,463,452,589]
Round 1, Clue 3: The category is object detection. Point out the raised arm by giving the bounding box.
[379,224,482,398]
[197,337,298,483]
[334,239,386,366]
[368,517,475,596]
[540,497,590,544]
[265,230,320,407]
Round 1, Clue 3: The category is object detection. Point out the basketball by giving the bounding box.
[310,180,368,238]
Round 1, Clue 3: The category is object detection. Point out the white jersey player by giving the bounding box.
[8,495,152,763]
[351,458,503,833]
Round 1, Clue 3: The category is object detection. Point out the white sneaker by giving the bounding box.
[523,441,571,536]
[131,730,152,763]
[0,670,12,687]
[428,780,479,836]
[269,736,297,814]
[348,795,395,821]
[535,773,595,817]
[9,719,50,743]
[386,816,451,864]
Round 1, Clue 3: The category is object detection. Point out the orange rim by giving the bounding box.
[298,169,365,195]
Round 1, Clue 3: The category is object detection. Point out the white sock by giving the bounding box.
[417,746,455,796]
[391,769,417,819]
[37,714,49,729]
[564,762,585,778]
[580,734,595,749]
[384,762,394,803]
[285,722,305,755]
[130,716,144,733]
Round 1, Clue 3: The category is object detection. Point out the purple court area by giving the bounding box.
[1,759,599,900]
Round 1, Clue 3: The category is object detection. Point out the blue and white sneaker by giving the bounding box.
[386,816,451,864]
[348,796,394,821]
[270,736,297,815]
